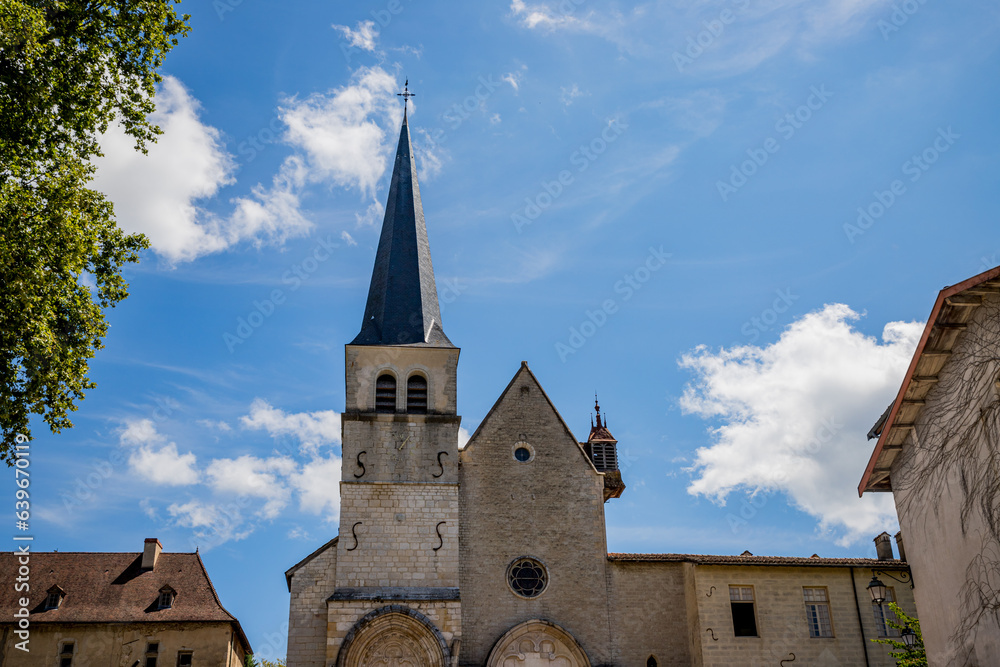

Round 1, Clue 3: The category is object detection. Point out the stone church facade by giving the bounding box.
[285,111,917,667]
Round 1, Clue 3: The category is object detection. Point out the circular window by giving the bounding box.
[507,557,547,598]
[511,441,534,463]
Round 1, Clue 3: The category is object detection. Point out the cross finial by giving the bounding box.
[397,78,415,109]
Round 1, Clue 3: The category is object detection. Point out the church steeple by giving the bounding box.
[351,109,452,347]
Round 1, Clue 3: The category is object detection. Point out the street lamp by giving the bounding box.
[867,575,888,605]
[901,625,917,648]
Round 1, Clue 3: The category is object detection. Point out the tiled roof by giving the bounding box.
[0,550,251,651]
[608,553,909,568]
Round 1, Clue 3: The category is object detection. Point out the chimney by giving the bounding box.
[874,532,894,560]
[894,531,906,562]
[142,538,163,570]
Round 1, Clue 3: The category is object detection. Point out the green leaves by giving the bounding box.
[0,1,189,462]
[871,602,927,667]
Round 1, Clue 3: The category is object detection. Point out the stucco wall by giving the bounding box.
[0,622,243,666]
[890,292,1000,666]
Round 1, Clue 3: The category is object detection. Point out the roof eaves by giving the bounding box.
[285,537,338,592]
[859,264,1000,495]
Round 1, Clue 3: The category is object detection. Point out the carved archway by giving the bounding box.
[337,606,449,667]
[486,620,591,667]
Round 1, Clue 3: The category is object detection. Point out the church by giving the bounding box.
[283,109,917,667]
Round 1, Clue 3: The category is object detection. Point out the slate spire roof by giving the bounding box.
[351,109,453,347]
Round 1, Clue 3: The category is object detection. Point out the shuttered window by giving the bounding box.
[375,374,396,413]
[407,375,428,414]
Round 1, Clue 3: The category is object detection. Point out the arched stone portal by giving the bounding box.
[337,606,449,667]
[486,620,591,667]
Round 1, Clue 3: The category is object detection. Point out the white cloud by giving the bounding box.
[94,76,314,263]
[489,113,502,126]
[118,418,198,486]
[511,0,587,31]
[290,455,342,517]
[129,442,199,486]
[333,20,380,52]
[458,427,471,450]
[206,455,296,518]
[119,418,165,447]
[121,401,347,548]
[167,500,253,547]
[341,230,358,246]
[197,419,232,432]
[240,398,341,455]
[680,304,922,545]
[502,69,525,92]
[280,66,400,198]
[560,84,585,107]
[511,0,893,70]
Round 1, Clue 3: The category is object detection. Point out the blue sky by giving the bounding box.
[22,0,1000,659]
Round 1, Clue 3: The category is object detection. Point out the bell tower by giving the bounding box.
[330,103,462,665]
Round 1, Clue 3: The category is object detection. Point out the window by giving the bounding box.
[158,586,175,610]
[514,446,531,462]
[176,651,193,667]
[406,374,428,414]
[375,374,396,413]
[729,585,758,637]
[146,642,160,667]
[804,587,834,638]
[45,590,62,610]
[647,657,658,667]
[59,642,74,667]
[507,557,548,598]
[874,587,899,637]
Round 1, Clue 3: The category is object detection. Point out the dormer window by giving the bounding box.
[375,374,396,413]
[407,375,427,414]
[158,586,175,610]
[45,585,66,610]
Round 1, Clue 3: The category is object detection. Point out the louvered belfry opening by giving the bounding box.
[375,374,397,413]
[407,375,428,414]
[590,443,618,472]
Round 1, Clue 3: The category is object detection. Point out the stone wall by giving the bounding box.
[286,540,338,667]
[336,482,460,589]
[606,561,696,666]
[459,364,612,667]
[689,564,915,667]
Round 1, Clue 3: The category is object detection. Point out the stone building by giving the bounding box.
[0,538,251,666]
[861,265,1000,666]
[285,110,918,667]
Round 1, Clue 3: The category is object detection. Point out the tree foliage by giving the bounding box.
[0,1,189,463]
[872,602,927,667]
